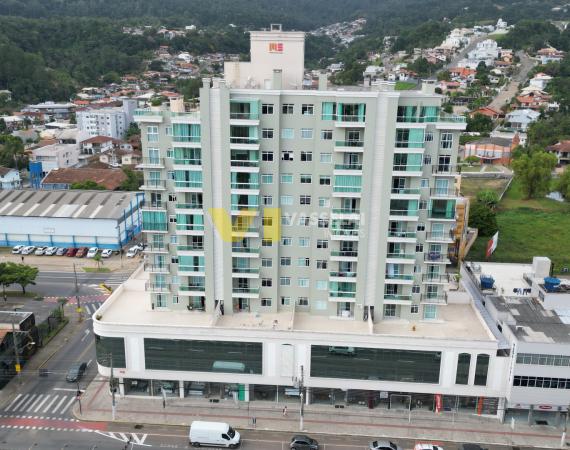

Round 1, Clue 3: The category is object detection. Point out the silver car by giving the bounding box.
[369,441,402,450]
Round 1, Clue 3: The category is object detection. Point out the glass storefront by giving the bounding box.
[95,335,126,368]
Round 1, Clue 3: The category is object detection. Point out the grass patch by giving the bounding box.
[395,81,416,90]
[2,291,38,298]
[82,267,111,273]
[460,177,510,200]
[460,165,482,173]
[468,179,570,272]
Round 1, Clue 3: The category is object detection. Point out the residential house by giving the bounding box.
[449,67,477,82]
[30,143,80,175]
[468,39,500,66]
[99,148,142,167]
[76,100,137,139]
[0,167,21,190]
[529,73,553,90]
[23,102,76,120]
[40,167,127,190]
[537,47,565,64]
[505,109,541,132]
[515,91,552,110]
[469,106,502,120]
[546,140,570,166]
[80,136,116,159]
[464,135,520,165]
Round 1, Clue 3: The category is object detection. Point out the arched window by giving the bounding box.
[455,353,471,385]
[474,354,490,386]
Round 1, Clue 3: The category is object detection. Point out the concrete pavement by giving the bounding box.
[75,380,568,449]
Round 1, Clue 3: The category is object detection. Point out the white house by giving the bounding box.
[505,109,540,132]
[529,73,553,91]
[0,167,21,190]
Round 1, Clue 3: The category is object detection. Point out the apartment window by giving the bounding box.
[320,152,332,163]
[146,126,159,142]
[424,154,432,165]
[321,130,333,141]
[300,174,312,184]
[301,128,314,139]
[262,278,272,287]
[318,197,330,207]
[384,304,397,317]
[300,195,311,205]
[262,239,273,247]
[262,103,274,115]
[172,295,179,304]
[298,257,310,267]
[319,176,331,185]
[282,104,294,114]
[281,236,292,246]
[474,354,490,386]
[411,304,419,314]
[261,173,273,184]
[281,173,293,184]
[455,353,471,385]
[281,128,294,139]
[166,149,174,158]
[318,218,329,228]
[419,201,428,211]
[425,131,434,142]
[280,277,291,286]
[263,195,273,206]
[171,256,178,264]
[280,257,291,266]
[297,297,309,306]
[416,243,424,253]
[414,264,422,274]
[169,215,177,224]
[301,104,314,115]
[155,294,167,308]
[281,296,291,306]
[441,132,453,149]
[298,215,310,226]
[298,278,310,288]
[299,237,310,247]
[317,239,328,249]
[423,304,437,320]
[417,222,425,232]
[262,128,274,139]
[170,235,178,244]
[301,151,313,162]
[281,215,293,226]
[280,195,293,206]
[262,216,273,226]
[261,298,272,307]
[262,258,272,268]
[165,126,173,137]
[281,150,294,161]
[316,280,328,290]
[412,285,421,294]
[316,259,328,269]
[420,178,429,188]
[262,151,274,162]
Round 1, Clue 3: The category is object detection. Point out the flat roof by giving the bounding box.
[96,267,495,343]
[0,189,141,221]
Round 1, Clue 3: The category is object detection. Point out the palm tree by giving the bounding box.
[93,254,103,271]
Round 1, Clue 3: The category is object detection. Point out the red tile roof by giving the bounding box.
[42,168,126,190]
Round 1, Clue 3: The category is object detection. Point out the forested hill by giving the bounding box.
[0,0,568,29]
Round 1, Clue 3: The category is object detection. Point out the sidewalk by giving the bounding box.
[75,381,568,448]
[0,251,141,272]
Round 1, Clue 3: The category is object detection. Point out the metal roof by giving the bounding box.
[0,189,140,221]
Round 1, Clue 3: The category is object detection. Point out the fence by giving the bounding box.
[36,306,68,347]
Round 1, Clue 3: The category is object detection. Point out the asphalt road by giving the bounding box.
[35,270,133,297]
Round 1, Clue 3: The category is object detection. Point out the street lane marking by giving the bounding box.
[87,359,93,367]
[53,388,78,392]
[16,394,37,411]
[59,396,76,414]
[8,394,30,411]
[4,394,22,411]
[51,396,67,414]
[43,395,59,414]
[27,395,45,411]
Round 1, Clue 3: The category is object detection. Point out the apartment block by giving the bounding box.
[76,100,137,139]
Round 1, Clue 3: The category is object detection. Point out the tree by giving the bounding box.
[557,166,570,199]
[119,167,143,191]
[125,122,140,139]
[70,180,106,190]
[512,151,558,199]
[476,189,500,209]
[148,60,165,71]
[93,253,103,270]
[469,202,498,236]
[464,155,480,165]
[0,262,17,300]
[3,263,38,294]
[466,113,493,133]
[0,118,6,134]
[0,136,26,169]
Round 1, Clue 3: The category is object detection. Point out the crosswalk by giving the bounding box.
[79,302,102,316]
[104,272,132,287]
[4,393,77,416]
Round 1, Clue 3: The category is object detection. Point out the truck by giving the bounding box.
[189,421,241,448]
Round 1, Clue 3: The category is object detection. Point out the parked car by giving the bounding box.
[86,247,99,258]
[414,444,444,450]
[126,247,139,258]
[65,248,78,257]
[75,247,88,258]
[21,246,36,255]
[56,247,68,256]
[45,246,58,256]
[11,245,24,254]
[133,242,145,251]
[290,435,319,450]
[459,445,487,450]
[66,361,87,382]
[369,441,402,450]
[189,421,241,449]
[34,246,47,256]
[101,249,113,258]
[328,346,356,356]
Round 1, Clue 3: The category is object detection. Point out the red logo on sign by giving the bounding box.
[269,42,284,53]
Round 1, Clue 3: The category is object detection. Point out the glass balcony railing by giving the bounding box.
[330,228,359,236]
[395,141,424,149]
[142,222,168,232]
[174,181,203,189]
[426,231,455,241]
[387,231,417,239]
[173,136,201,143]
[330,250,358,257]
[391,188,421,195]
[230,137,259,145]
[141,180,166,189]
[145,244,169,252]
[173,158,201,166]
[176,224,205,231]
[135,110,163,116]
[386,252,416,259]
[179,265,205,272]
[330,291,357,298]
[177,245,204,251]
[145,282,170,292]
[329,271,357,278]
[336,115,365,123]
[428,209,455,220]
[232,247,260,254]
[432,165,458,175]
[230,112,260,120]
[424,252,450,263]
[421,293,448,304]
[422,273,449,282]
[332,208,360,214]
[231,182,260,190]
[389,209,419,216]
[335,140,364,147]
[384,294,412,301]
[140,157,164,166]
[175,203,203,210]
[437,115,466,123]
[333,186,362,193]
[179,285,206,292]
[393,164,422,172]
[385,274,414,281]
[430,188,459,197]
[141,203,166,211]
[334,163,363,170]
[232,287,260,294]
[231,159,259,167]
[232,267,260,274]
[144,263,169,273]
[170,111,201,120]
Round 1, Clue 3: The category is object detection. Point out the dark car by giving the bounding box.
[459,445,487,450]
[66,362,87,382]
[290,435,319,450]
[75,247,88,258]
[65,248,78,257]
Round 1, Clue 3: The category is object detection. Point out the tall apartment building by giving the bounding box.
[94,27,511,417]
[76,100,137,139]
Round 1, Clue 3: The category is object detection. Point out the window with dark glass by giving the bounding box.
[455,353,471,385]
[474,354,490,386]
[95,335,126,368]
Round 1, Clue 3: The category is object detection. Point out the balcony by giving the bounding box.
[174,180,203,191]
[432,165,458,176]
[232,286,260,298]
[145,282,170,293]
[141,204,166,212]
[232,247,260,255]
[428,209,455,220]
[176,224,205,232]
[142,222,168,233]
[230,112,259,120]
[330,250,358,261]
[331,208,360,215]
[139,157,165,168]
[385,274,414,281]
[177,245,204,252]
[424,252,451,264]
[170,111,201,124]
[230,159,260,169]
[231,203,260,213]
[335,115,366,128]
[436,115,467,131]
[384,294,412,302]
[230,137,259,146]
[329,291,357,301]
[173,158,202,167]
[395,141,424,149]
[232,267,260,274]
[175,202,203,211]
[140,180,167,191]
[144,244,169,253]
[430,187,459,198]
[421,293,448,304]
[334,140,364,152]
[329,271,357,279]
[386,253,416,264]
[144,263,169,273]
[422,273,449,283]
[172,136,201,144]
[179,265,205,274]
[333,186,362,194]
[134,109,163,123]
[387,231,417,243]
[389,209,419,222]
[425,231,455,243]
[178,284,205,292]
[334,163,363,171]
[231,182,260,190]
[330,228,359,240]
[392,164,423,176]
[390,188,421,200]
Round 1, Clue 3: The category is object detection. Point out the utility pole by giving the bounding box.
[11,308,21,383]
[562,404,569,448]
[73,264,82,322]
[76,381,82,415]
[73,263,79,292]
[299,365,305,431]
[110,353,116,420]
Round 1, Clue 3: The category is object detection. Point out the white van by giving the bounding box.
[189,421,241,448]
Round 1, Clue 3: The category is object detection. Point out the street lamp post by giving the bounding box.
[11,308,21,383]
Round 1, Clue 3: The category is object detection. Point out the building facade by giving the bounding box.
[77,100,137,139]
